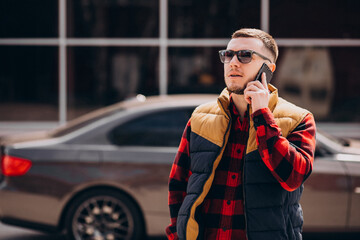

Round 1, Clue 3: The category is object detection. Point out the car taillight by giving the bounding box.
[1,155,32,176]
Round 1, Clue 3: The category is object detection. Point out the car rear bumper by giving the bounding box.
[0,185,61,229]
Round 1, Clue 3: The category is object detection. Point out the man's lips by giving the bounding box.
[228,72,243,77]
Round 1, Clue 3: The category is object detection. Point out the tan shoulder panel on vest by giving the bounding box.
[246,97,311,154]
[274,97,310,137]
[191,100,230,147]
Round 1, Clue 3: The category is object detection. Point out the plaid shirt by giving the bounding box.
[166,97,316,240]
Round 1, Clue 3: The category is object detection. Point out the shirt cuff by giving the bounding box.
[251,108,276,128]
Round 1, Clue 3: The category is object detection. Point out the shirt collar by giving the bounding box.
[218,84,279,116]
[229,94,245,117]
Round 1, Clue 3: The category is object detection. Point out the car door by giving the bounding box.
[341,157,360,229]
[99,107,194,234]
[301,144,350,232]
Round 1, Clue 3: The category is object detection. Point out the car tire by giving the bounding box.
[65,189,145,240]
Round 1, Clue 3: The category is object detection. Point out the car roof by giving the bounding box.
[111,94,218,109]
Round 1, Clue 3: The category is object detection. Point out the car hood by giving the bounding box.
[342,139,360,155]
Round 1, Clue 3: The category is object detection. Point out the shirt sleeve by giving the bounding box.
[251,108,316,192]
[165,120,192,240]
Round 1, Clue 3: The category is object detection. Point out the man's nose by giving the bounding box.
[229,54,240,68]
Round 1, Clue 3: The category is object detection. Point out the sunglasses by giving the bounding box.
[218,49,272,64]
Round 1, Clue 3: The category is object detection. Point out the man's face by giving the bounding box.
[224,37,274,94]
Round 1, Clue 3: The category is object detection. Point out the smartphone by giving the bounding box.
[254,63,273,83]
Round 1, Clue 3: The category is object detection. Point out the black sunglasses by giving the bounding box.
[218,49,272,64]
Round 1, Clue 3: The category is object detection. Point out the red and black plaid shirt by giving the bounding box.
[166,97,316,240]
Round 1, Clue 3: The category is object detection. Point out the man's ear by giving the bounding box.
[269,63,276,72]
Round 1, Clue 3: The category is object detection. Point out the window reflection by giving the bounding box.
[168,47,225,94]
[169,0,260,38]
[273,47,360,122]
[0,46,58,121]
[67,0,159,38]
[0,0,58,38]
[67,47,159,120]
[270,0,360,38]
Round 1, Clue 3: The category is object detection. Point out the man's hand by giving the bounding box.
[244,72,270,113]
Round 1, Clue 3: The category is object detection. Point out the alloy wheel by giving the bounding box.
[71,195,134,240]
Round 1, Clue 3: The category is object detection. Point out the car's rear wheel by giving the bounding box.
[65,189,145,240]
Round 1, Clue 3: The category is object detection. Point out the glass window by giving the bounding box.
[51,107,124,138]
[0,46,59,121]
[272,47,360,122]
[168,47,226,94]
[169,0,260,38]
[67,47,159,120]
[67,0,159,38]
[0,0,58,38]
[109,108,193,147]
[315,143,331,157]
[270,0,360,38]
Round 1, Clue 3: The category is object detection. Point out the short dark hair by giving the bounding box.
[232,28,278,63]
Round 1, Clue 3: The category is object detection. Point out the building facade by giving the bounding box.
[1,0,360,131]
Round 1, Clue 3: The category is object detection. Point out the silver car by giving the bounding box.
[0,95,360,240]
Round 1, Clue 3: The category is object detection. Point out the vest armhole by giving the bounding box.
[288,111,311,134]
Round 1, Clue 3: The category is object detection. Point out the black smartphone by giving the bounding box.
[254,63,273,83]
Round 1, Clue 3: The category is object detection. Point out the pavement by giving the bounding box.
[0,223,167,240]
[1,223,359,240]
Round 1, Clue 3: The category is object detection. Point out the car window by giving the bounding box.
[314,144,332,158]
[50,108,124,137]
[109,108,194,147]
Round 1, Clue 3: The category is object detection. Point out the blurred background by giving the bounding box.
[0,0,359,135]
[1,1,360,239]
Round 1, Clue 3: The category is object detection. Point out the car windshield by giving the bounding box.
[49,107,124,138]
[48,96,154,138]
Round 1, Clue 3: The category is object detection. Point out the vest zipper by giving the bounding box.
[187,98,232,240]
[217,98,234,234]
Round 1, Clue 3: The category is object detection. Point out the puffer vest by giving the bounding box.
[176,85,310,240]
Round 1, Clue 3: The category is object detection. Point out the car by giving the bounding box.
[0,94,360,240]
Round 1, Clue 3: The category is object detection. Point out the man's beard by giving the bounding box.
[225,75,251,95]
[227,86,245,95]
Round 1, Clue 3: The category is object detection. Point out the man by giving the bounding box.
[166,28,316,240]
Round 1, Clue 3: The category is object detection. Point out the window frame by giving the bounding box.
[0,0,360,128]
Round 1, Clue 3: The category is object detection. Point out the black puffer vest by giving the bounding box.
[177,85,310,240]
